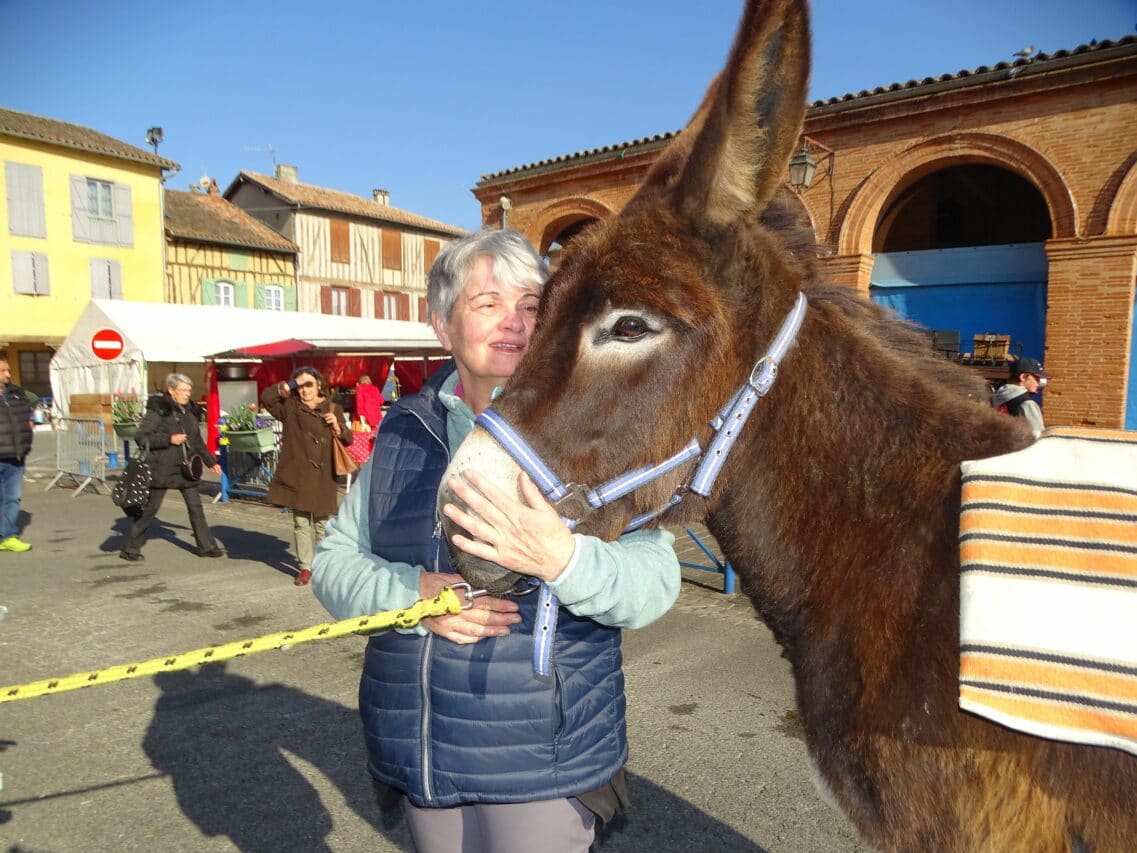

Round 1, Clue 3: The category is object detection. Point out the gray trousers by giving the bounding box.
[403,797,595,853]
[292,510,327,569]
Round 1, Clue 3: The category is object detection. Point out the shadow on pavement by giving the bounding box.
[142,663,406,853]
[211,524,295,577]
[141,664,765,853]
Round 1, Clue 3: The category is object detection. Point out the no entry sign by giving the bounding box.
[91,328,125,361]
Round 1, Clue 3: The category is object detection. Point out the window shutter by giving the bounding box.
[284,286,296,311]
[381,230,401,270]
[12,251,49,295]
[234,282,249,308]
[70,174,91,242]
[320,285,332,314]
[201,277,216,305]
[423,238,440,271]
[90,259,107,297]
[6,162,46,237]
[114,183,133,246]
[347,287,361,317]
[373,291,383,318]
[109,259,123,298]
[254,283,266,309]
[397,292,411,321]
[330,219,350,264]
[418,296,427,322]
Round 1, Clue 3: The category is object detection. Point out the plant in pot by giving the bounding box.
[220,404,278,453]
[111,391,143,440]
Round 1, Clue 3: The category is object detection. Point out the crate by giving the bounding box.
[69,393,113,432]
[972,334,1011,361]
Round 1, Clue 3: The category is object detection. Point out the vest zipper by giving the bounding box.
[406,405,449,806]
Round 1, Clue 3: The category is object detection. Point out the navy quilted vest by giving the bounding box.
[361,363,627,807]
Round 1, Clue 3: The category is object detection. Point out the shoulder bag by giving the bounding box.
[111,442,153,516]
[331,431,358,476]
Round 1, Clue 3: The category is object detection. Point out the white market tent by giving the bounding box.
[50,299,442,415]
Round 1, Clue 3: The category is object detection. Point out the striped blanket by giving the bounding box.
[958,427,1137,756]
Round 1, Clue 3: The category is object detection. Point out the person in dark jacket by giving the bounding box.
[261,367,352,586]
[119,373,223,562]
[0,356,35,553]
[312,230,681,852]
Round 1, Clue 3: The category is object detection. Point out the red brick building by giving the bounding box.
[473,38,1137,429]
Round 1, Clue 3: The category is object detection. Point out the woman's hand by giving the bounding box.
[278,381,291,397]
[442,470,576,583]
[209,463,222,475]
[418,571,520,643]
[170,433,187,446]
[322,411,342,436]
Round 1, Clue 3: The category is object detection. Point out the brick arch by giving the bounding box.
[531,197,615,255]
[1105,158,1137,236]
[837,133,1077,255]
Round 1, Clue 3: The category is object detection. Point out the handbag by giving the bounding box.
[181,442,204,481]
[331,432,358,476]
[111,442,152,516]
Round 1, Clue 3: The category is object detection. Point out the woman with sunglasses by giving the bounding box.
[261,366,352,585]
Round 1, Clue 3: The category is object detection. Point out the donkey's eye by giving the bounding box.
[612,316,649,340]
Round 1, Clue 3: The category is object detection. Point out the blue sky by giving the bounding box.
[2,0,1133,232]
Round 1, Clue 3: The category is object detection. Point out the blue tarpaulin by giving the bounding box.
[869,243,1048,364]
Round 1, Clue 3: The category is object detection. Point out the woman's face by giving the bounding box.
[433,254,541,395]
[170,382,192,407]
[294,372,321,406]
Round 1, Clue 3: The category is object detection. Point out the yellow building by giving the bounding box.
[0,107,177,396]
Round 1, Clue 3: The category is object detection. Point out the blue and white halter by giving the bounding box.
[474,292,808,675]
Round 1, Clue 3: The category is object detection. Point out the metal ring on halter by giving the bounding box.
[553,484,595,523]
[749,355,777,392]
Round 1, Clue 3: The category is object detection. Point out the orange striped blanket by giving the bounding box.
[959,427,1137,757]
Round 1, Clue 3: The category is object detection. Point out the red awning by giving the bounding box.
[230,339,314,357]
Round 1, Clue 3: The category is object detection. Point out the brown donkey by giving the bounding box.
[441,0,1137,848]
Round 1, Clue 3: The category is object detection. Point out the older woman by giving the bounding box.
[261,366,352,586]
[311,229,681,853]
[120,373,222,561]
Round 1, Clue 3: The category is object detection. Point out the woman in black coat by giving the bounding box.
[260,366,351,586]
[119,373,222,562]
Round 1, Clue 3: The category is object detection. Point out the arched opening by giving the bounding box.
[875,165,1050,252]
[542,216,601,270]
[869,164,1053,382]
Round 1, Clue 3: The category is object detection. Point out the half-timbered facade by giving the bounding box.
[164,185,299,311]
[225,166,465,320]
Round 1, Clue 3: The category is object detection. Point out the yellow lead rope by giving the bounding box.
[0,587,469,704]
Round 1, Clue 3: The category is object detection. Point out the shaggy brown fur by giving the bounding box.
[454,0,1137,848]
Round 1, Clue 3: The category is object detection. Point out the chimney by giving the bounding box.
[372,188,390,205]
[276,163,299,183]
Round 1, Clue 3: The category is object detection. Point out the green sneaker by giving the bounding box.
[0,536,31,552]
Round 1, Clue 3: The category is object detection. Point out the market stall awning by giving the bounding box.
[227,339,317,357]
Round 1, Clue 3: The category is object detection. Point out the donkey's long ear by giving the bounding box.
[669,0,810,230]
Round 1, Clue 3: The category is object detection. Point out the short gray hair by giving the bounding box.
[426,229,548,326]
[165,372,193,390]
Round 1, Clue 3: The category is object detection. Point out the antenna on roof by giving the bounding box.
[243,144,277,168]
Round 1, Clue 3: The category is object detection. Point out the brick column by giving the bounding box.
[1042,236,1137,428]
[817,253,874,297]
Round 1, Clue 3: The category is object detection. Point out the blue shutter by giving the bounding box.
[70,175,91,242]
[254,283,266,309]
[5,162,46,237]
[113,183,133,246]
[201,277,216,305]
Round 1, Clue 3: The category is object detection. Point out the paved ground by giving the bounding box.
[0,431,864,852]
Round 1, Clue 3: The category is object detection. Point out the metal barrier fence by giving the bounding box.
[45,418,108,497]
[214,423,283,503]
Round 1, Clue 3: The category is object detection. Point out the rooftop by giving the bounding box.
[0,106,179,172]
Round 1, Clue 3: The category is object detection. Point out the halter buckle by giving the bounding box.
[553,484,594,523]
[748,356,777,393]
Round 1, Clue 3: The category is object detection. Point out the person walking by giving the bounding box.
[353,374,383,431]
[992,356,1048,435]
[119,374,223,562]
[261,367,352,587]
[0,356,34,553]
[311,229,681,852]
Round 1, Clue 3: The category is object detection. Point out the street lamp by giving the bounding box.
[145,126,164,155]
[787,136,834,192]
